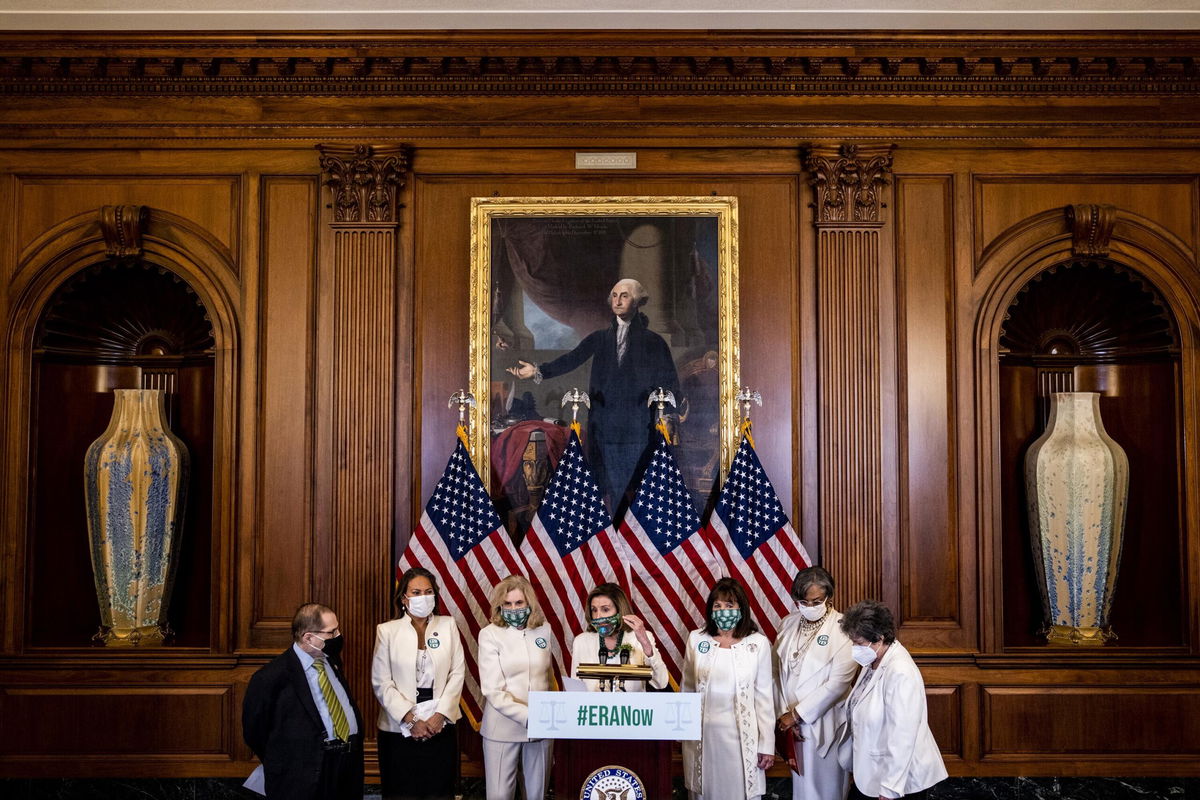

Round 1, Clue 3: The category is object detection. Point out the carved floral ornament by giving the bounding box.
[317,144,411,224]
[802,144,896,225]
[1066,204,1117,257]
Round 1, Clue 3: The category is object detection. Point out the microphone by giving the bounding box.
[598,643,609,663]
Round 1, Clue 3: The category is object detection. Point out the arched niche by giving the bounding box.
[4,206,239,650]
[975,206,1197,651]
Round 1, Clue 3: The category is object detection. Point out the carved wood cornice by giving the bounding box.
[317,144,410,224]
[100,204,148,257]
[1,32,1199,96]
[1066,203,1118,257]
[803,144,896,225]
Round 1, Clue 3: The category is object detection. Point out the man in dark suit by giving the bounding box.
[243,603,364,800]
[509,278,680,509]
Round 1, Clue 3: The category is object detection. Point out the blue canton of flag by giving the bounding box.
[423,440,506,557]
[536,434,612,557]
[716,438,791,559]
[628,439,703,555]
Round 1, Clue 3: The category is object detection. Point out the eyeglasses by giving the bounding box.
[797,597,827,608]
[309,628,340,637]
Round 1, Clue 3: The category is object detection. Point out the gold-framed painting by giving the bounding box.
[469,196,740,534]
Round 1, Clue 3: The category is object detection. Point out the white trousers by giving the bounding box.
[482,737,551,800]
[791,726,849,800]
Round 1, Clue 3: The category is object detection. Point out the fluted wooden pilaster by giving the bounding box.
[317,144,409,718]
[804,143,896,608]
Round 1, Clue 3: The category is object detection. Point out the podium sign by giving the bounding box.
[528,691,701,740]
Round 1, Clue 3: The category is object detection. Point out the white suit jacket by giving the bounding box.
[478,622,556,743]
[371,614,466,732]
[570,630,669,691]
[773,609,858,755]
[681,629,776,799]
[839,641,947,799]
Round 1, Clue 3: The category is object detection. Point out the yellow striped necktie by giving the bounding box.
[313,659,350,741]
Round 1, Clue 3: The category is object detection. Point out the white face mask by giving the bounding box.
[798,602,827,622]
[851,644,877,667]
[407,594,436,619]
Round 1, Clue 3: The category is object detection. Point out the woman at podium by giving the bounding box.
[478,575,556,800]
[681,577,776,800]
[372,567,466,800]
[774,566,857,800]
[570,583,669,691]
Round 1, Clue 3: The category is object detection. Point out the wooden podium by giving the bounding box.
[538,665,689,800]
[552,737,673,800]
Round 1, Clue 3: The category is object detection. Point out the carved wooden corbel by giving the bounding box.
[1066,204,1117,257]
[316,144,411,223]
[802,143,896,225]
[100,205,149,257]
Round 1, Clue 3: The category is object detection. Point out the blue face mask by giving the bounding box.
[501,607,532,628]
[711,608,742,631]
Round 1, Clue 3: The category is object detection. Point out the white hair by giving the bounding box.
[612,278,648,306]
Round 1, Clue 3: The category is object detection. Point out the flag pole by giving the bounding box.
[448,389,476,448]
[736,385,762,449]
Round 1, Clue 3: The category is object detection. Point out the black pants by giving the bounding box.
[849,785,930,800]
[377,725,458,800]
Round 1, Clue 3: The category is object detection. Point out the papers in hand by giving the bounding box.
[400,698,439,738]
[243,764,265,796]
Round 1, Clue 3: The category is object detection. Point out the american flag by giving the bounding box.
[520,431,629,676]
[702,434,812,640]
[397,439,526,726]
[617,435,722,682]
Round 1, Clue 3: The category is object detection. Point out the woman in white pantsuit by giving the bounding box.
[681,577,775,800]
[775,566,858,800]
[570,583,668,692]
[478,575,556,800]
[838,600,947,800]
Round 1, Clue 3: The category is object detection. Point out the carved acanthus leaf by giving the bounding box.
[802,144,896,225]
[317,144,411,224]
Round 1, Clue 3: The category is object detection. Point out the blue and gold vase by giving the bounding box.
[84,389,189,646]
[1024,392,1128,645]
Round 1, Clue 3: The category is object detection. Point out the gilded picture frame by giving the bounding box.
[469,196,740,529]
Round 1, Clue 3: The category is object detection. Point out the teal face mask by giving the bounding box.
[501,607,532,628]
[711,608,742,631]
[591,614,621,636]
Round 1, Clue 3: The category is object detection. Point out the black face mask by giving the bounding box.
[315,633,344,659]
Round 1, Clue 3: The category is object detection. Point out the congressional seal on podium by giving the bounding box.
[580,765,647,800]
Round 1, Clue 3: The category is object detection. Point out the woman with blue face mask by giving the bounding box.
[371,567,465,800]
[570,582,668,692]
[478,575,556,800]
[682,577,776,800]
[836,600,947,800]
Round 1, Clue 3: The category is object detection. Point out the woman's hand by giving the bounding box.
[410,718,432,740]
[425,712,446,736]
[777,711,795,732]
[623,614,654,655]
[757,753,775,770]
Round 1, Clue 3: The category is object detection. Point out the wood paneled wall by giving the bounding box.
[1,30,1199,779]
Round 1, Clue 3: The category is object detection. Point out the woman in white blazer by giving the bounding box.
[372,567,466,800]
[681,577,775,800]
[775,566,858,800]
[838,600,947,800]
[478,575,556,800]
[570,582,668,692]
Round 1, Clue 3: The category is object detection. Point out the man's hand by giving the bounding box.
[507,360,537,380]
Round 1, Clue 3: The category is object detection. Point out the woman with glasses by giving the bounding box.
[838,600,947,800]
[774,566,858,800]
[478,575,556,800]
[681,577,775,800]
[570,582,668,692]
[372,567,465,800]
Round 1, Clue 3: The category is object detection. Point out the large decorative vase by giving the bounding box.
[1023,392,1128,645]
[84,389,189,646]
